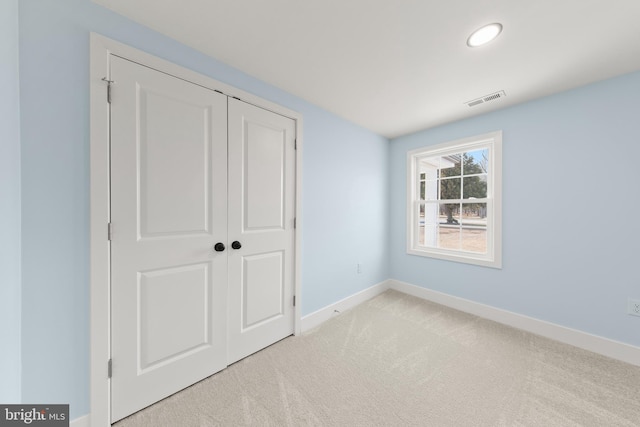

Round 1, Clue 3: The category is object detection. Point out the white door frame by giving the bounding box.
[89,33,303,427]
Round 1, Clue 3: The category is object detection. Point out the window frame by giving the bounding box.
[406,131,502,268]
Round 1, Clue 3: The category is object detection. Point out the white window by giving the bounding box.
[407,131,502,268]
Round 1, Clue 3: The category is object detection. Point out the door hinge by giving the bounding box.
[293,218,296,229]
[293,295,296,307]
[107,223,112,241]
[107,359,112,379]
[294,139,297,150]
[102,77,115,104]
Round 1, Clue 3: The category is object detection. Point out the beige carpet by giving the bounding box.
[115,290,640,426]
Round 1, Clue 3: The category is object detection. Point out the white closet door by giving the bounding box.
[227,98,296,364]
[110,56,228,422]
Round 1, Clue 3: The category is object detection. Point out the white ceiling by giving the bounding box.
[94,0,640,138]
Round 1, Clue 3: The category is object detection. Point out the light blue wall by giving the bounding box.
[18,0,389,419]
[302,108,389,314]
[0,0,22,404]
[390,71,640,348]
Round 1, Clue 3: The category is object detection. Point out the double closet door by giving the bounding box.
[108,56,296,422]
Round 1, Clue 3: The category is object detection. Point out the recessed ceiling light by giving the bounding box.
[467,23,503,47]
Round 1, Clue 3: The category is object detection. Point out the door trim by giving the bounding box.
[89,33,303,426]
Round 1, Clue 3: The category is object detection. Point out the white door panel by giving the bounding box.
[244,121,286,230]
[227,99,296,364]
[139,88,212,237]
[110,56,228,422]
[242,251,285,328]
[138,263,211,370]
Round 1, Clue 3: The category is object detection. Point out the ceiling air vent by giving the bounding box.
[465,90,506,107]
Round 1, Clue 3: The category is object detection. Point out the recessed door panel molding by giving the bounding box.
[138,263,211,371]
[110,56,228,422]
[242,251,285,330]
[138,87,213,239]
[244,121,286,231]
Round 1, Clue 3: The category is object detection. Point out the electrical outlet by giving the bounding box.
[629,299,640,317]
[357,263,362,274]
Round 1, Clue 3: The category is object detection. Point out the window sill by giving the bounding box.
[407,247,502,269]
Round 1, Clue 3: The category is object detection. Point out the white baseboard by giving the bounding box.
[389,279,640,367]
[301,280,391,332]
[70,414,89,427]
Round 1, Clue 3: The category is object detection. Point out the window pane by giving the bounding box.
[418,203,437,248]
[423,179,438,200]
[418,156,441,176]
[461,203,487,224]
[463,149,488,175]
[421,225,437,248]
[437,203,460,249]
[461,203,487,253]
[461,228,486,253]
[439,203,460,225]
[423,202,438,226]
[462,174,487,199]
[439,154,461,178]
[440,177,460,200]
[438,226,460,250]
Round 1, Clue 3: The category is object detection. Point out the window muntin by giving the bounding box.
[407,132,501,268]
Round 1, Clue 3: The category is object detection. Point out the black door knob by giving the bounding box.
[231,241,242,250]
[214,242,225,252]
